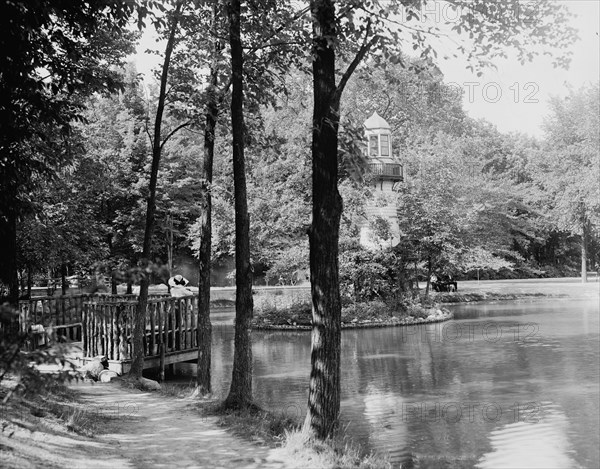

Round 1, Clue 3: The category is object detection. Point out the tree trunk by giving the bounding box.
[302,0,343,441]
[425,256,432,296]
[0,208,19,306]
[130,2,182,379]
[27,267,32,299]
[581,221,588,283]
[223,0,254,410]
[196,9,221,394]
[61,263,68,295]
[167,214,174,274]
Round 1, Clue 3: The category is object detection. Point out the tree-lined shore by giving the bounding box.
[1,0,598,462]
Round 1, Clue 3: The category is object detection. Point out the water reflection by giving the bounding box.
[477,403,576,469]
[175,299,599,468]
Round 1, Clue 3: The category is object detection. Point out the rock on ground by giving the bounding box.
[138,377,161,391]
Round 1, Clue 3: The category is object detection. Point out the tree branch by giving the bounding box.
[160,121,192,150]
[335,21,378,103]
[245,6,310,57]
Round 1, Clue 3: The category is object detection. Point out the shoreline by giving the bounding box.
[253,309,453,331]
[250,289,599,331]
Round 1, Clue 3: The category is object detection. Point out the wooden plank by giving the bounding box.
[157,305,163,353]
[102,305,107,357]
[120,349,201,374]
[118,305,126,360]
[166,301,172,352]
[176,299,182,351]
[149,302,155,356]
[82,305,88,356]
[183,299,188,349]
[110,305,115,360]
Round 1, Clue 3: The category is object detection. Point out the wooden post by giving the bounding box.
[82,304,88,357]
[102,305,107,357]
[184,298,188,349]
[159,343,165,382]
[176,299,182,351]
[150,302,156,356]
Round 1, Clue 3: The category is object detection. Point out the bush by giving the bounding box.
[254,298,312,326]
[340,246,412,303]
[1,303,75,401]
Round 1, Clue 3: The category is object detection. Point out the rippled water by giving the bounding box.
[174,299,599,468]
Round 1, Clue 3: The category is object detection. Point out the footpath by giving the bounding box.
[1,381,286,469]
[72,381,286,469]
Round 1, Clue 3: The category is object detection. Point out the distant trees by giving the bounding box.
[397,134,517,291]
[130,0,184,379]
[529,84,600,282]
[0,0,138,305]
[301,0,576,440]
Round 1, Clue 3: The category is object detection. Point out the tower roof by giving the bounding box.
[364,111,390,130]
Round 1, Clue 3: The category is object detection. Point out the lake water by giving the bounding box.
[175,299,599,468]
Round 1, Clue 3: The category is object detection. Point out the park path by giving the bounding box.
[72,382,286,469]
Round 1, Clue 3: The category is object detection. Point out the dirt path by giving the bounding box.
[72,382,285,469]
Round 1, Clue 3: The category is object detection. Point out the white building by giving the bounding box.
[359,111,404,249]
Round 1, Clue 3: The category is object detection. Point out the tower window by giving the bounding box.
[369,135,379,156]
[380,134,390,156]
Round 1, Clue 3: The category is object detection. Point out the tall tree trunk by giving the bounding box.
[27,267,32,299]
[581,221,588,283]
[196,6,221,394]
[425,256,432,296]
[167,214,174,274]
[130,2,182,379]
[0,208,19,307]
[302,0,343,440]
[302,0,376,440]
[61,263,68,295]
[224,0,254,409]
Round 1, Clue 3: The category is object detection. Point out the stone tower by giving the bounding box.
[359,111,403,249]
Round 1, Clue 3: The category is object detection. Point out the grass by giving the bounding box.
[208,402,299,446]
[159,381,198,398]
[1,380,115,437]
[195,400,391,468]
[252,295,438,329]
[275,429,391,469]
[210,299,236,307]
[428,291,557,303]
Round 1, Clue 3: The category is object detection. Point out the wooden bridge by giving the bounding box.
[18,293,201,375]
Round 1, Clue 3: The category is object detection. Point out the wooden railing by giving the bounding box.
[18,293,169,341]
[368,162,403,180]
[82,296,199,361]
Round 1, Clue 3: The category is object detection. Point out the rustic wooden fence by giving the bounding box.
[17,293,169,342]
[82,296,199,361]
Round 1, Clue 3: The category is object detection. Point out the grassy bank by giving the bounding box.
[0,380,118,468]
[196,401,391,469]
[427,291,566,303]
[252,293,451,330]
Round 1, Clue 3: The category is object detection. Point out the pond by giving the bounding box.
[175,299,599,468]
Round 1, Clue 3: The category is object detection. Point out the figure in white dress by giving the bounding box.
[168,274,193,298]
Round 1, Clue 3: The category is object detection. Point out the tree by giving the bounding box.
[130,0,184,379]
[222,0,255,409]
[529,84,600,282]
[397,137,517,291]
[302,0,576,440]
[0,0,139,305]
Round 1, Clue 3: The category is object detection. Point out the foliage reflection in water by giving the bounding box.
[172,299,599,468]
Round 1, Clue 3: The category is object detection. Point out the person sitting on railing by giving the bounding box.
[168,274,193,298]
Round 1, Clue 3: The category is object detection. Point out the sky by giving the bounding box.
[436,0,600,138]
[134,0,600,139]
